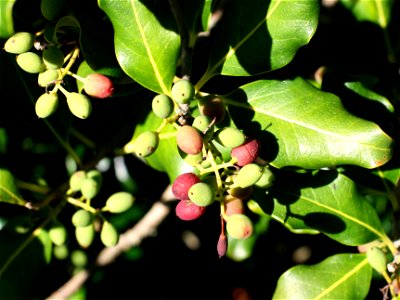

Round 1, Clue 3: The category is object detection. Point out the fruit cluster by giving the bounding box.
[47,168,135,253]
[3,2,114,120]
[123,79,275,257]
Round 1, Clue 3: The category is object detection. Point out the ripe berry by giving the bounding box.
[226,214,253,239]
[172,172,201,200]
[35,92,59,118]
[171,79,195,104]
[215,127,246,149]
[234,163,263,188]
[4,32,35,54]
[231,138,261,166]
[133,131,159,157]
[175,199,206,221]
[105,191,135,213]
[16,52,45,73]
[223,195,245,216]
[100,221,119,247]
[198,94,226,124]
[42,45,64,69]
[83,73,114,99]
[152,94,174,119]
[188,182,215,207]
[75,224,95,248]
[66,92,92,119]
[176,125,203,155]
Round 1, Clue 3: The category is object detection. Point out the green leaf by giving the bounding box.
[266,171,387,246]
[0,169,25,206]
[196,0,319,87]
[272,253,372,300]
[226,77,394,169]
[179,0,214,36]
[0,0,15,38]
[340,0,393,28]
[98,0,181,95]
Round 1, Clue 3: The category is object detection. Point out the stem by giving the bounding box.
[67,197,97,215]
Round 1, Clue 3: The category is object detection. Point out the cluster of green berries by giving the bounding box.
[47,169,134,254]
[123,79,275,257]
[3,2,114,120]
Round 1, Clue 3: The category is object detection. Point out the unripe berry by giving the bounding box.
[152,94,174,118]
[66,92,92,119]
[179,150,204,167]
[69,170,86,192]
[226,214,253,239]
[171,79,195,104]
[133,131,159,157]
[192,115,212,133]
[198,94,226,124]
[42,46,64,69]
[53,244,69,260]
[188,182,215,207]
[254,167,275,189]
[83,73,114,99]
[223,195,245,216]
[49,221,67,246]
[176,125,203,155]
[71,209,93,227]
[80,177,100,199]
[35,92,59,118]
[4,32,35,54]
[231,138,261,166]
[234,163,263,188]
[215,127,246,149]
[71,249,88,268]
[75,224,95,248]
[100,221,119,247]
[38,69,59,87]
[41,0,65,21]
[172,172,201,200]
[175,199,206,221]
[86,169,103,187]
[367,246,387,274]
[105,191,135,213]
[16,52,45,73]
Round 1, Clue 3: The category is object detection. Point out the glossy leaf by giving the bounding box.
[265,171,387,246]
[0,169,25,206]
[179,0,214,36]
[273,253,372,300]
[98,0,181,95]
[0,0,15,38]
[196,0,319,87]
[226,77,394,169]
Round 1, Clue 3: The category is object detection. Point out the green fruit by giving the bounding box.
[133,131,159,157]
[105,191,135,213]
[4,32,35,54]
[53,244,69,260]
[75,224,95,248]
[41,0,65,21]
[71,209,93,227]
[69,170,86,192]
[42,46,64,69]
[100,221,119,247]
[70,249,88,268]
[66,92,92,119]
[49,221,67,246]
[254,167,275,189]
[80,177,100,199]
[38,69,59,87]
[152,94,174,118]
[234,163,263,188]
[215,127,246,149]
[367,246,387,274]
[16,52,45,73]
[35,92,59,118]
[86,169,103,187]
[188,182,215,207]
[171,79,195,104]
[226,214,253,239]
[192,115,212,133]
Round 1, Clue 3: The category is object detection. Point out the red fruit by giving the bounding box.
[172,172,201,200]
[224,195,245,216]
[84,73,114,99]
[231,138,261,166]
[175,199,206,221]
[176,125,203,155]
[217,233,227,258]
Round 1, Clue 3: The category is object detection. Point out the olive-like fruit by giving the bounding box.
[70,249,88,268]
[226,214,253,239]
[192,115,212,133]
[133,131,159,157]
[66,92,92,119]
[254,167,275,189]
[83,73,114,99]
[80,177,100,199]
[223,195,245,216]
[42,45,64,69]
[171,79,195,104]
[71,209,93,227]
[75,224,95,248]
[217,233,227,258]
[215,127,246,149]
[234,163,263,188]
[105,191,135,213]
[367,246,387,274]
[188,182,215,207]
[35,92,59,118]
[100,221,119,247]
[53,244,69,260]
[231,138,261,166]
[4,32,35,54]
[172,172,201,200]
[49,221,67,246]
[38,69,59,87]
[16,52,45,73]
[176,125,203,155]
[175,199,206,221]
[152,94,174,118]
[69,170,86,192]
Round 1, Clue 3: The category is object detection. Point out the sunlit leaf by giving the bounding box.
[0,0,15,38]
[226,77,394,169]
[0,169,25,206]
[273,253,372,300]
